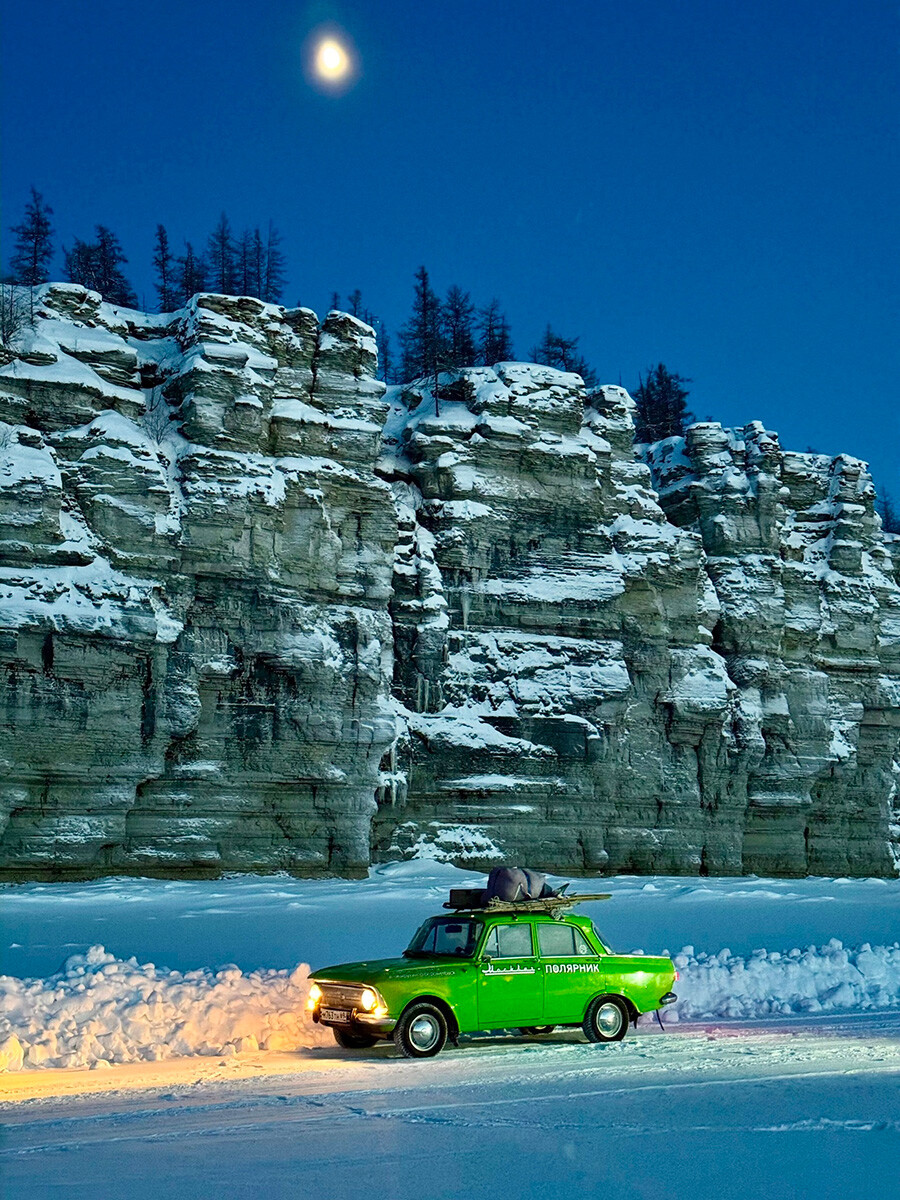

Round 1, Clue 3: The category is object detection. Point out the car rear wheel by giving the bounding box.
[583,995,629,1043]
[333,1027,378,1049]
[517,1026,556,1036]
[393,1002,448,1058]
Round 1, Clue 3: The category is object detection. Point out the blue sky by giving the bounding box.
[2,0,898,493]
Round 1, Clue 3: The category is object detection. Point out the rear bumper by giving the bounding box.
[659,991,678,1006]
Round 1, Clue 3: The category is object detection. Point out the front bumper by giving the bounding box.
[312,1007,397,1036]
[355,1012,397,1035]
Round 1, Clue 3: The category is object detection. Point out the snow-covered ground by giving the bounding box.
[2,863,899,1073]
[3,1016,899,1200]
[2,864,899,1198]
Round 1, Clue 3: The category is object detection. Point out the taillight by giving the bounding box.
[675,970,680,981]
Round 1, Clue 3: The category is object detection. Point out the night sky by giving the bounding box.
[2,0,898,493]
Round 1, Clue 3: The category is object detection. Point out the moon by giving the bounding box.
[306,27,358,93]
[315,37,349,81]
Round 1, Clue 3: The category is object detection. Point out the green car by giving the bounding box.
[308,892,677,1058]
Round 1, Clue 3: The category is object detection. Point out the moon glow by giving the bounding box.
[305,27,357,94]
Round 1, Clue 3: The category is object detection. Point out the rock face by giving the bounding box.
[0,285,897,878]
[0,285,395,876]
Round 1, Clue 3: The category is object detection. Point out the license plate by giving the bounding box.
[320,1007,352,1023]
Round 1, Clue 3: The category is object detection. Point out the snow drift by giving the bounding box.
[0,945,330,1072]
[664,938,900,1022]
[2,937,900,1071]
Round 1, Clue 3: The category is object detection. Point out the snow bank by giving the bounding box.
[669,938,900,1022]
[4,936,900,1071]
[0,945,330,1072]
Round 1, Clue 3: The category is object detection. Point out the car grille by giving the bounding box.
[318,982,366,1008]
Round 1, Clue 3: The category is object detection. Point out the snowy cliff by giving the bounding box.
[0,284,898,878]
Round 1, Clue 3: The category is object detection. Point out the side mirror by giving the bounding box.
[480,954,493,964]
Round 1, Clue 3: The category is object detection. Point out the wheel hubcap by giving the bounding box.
[409,1014,440,1051]
[596,1003,623,1035]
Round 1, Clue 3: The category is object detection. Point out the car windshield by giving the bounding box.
[404,917,480,958]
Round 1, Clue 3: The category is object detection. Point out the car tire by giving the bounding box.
[333,1027,378,1049]
[583,995,629,1043]
[517,1026,556,1036]
[393,1002,448,1058]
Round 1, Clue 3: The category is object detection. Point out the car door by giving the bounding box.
[537,920,603,1024]
[476,919,543,1028]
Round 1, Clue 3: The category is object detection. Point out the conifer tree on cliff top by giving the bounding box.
[530,324,597,387]
[9,187,55,289]
[63,226,136,307]
[632,363,693,444]
[442,284,476,370]
[206,213,237,295]
[236,228,255,297]
[477,299,514,366]
[176,242,207,305]
[153,225,179,312]
[262,222,286,304]
[399,266,443,382]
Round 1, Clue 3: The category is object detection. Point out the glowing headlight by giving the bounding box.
[360,988,378,1011]
[307,983,322,1011]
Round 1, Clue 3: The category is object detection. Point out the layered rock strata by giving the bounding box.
[372,376,899,877]
[0,285,897,877]
[0,285,395,876]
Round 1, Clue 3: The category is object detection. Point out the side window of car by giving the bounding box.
[484,922,534,958]
[538,923,595,957]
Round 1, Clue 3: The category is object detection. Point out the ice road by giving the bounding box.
[2,1014,899,1200]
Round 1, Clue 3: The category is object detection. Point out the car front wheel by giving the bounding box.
[393,1002,448,1058]
[583,995,629,1043]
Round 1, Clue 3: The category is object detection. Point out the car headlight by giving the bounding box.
[307,983,322,1011]
[360,988,378,1011]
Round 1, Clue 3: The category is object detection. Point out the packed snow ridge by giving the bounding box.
[0,946,330,1072]
[2,938,899,1072]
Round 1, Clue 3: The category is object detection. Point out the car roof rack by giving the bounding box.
[443,888,612,914]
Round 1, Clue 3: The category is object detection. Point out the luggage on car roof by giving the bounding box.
[482,866,556,903]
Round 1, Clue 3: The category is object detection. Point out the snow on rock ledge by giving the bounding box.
[1,289,899,878]
[0,285,395,877]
